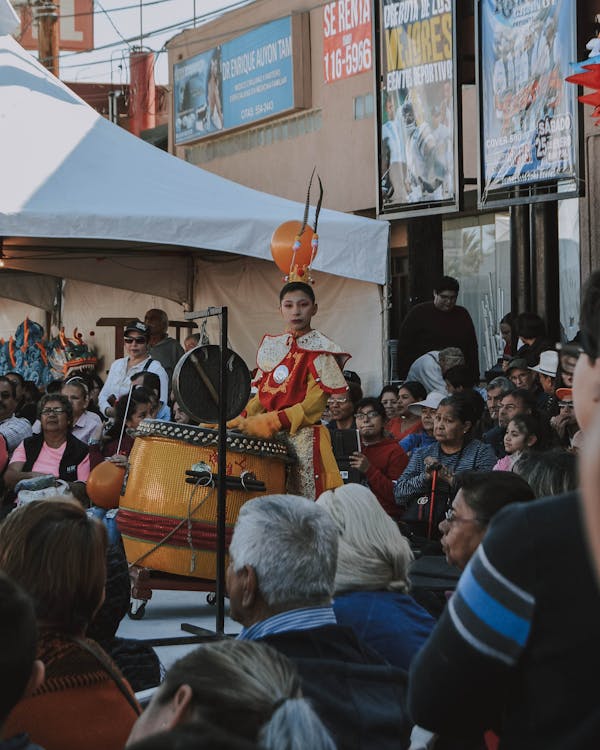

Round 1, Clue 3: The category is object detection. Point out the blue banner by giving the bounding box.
[480,0,578,197]
[174,17,294,145]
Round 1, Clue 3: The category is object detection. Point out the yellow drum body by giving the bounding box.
[117,420,289,580]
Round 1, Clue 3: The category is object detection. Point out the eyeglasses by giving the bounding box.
[41,407,67,416]
[124,336,147,344]
[328,397,349,405]
[444,508,482,525]
[355,411,380,421]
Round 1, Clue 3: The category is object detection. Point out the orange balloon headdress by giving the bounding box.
[271,169,323,284]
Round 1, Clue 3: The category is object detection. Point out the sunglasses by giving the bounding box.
[124,336,147,344]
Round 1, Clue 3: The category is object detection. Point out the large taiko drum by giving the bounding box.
[117,420,292,580]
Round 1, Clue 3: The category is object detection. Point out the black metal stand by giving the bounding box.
[137,306,235,645]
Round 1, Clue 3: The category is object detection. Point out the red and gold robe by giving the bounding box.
[233,329,349,499]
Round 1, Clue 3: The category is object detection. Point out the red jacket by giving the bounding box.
[362,438,408,519]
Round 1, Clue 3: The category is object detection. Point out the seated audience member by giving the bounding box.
[506,356,546,409]
[350,398,408,519]
[438,471,535,571]
[317,484,435,670]
[0,375,32,457]
[126,640,334,750]
[23,381,41,410]
[406,347,464,395]
[556,342,578,388]
[483,387,536,458]
[480,376,514,434]
[499,312,517,358]
[84,373,104,417]
[227,494,412,749]
[550,387,579,448]
[32,378,103,445]
[5,372,37,425]
[394,393,497,541]
[0,572,45,750]
[4,394,90,498]
[408,272,600,746]
[515,312,553,367]
[89,389,152,469]
[394,381,427,441]
[380,385,400,437]
[399,391,445,455]
[98,320,168,419]
[443,365,476,394]
[130,371,170,420]
[513,448,578,498]
[1,500,140,750]
[326,381,362,433]
[183,333,201,352]
[493,414,542,472]
[529,350,559,416]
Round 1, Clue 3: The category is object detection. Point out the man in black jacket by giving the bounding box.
[226,494,411,750]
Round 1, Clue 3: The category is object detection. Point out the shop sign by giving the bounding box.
[174,17,295,145]
[322,0,373,83]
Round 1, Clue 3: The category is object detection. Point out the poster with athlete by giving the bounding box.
[377,0,459,217]
[480,0,579,204]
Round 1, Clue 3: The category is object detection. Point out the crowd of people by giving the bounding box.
[0,272,599,750]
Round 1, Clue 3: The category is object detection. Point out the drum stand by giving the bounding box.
[138,306,233,645]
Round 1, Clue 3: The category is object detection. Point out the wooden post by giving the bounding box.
[35,0,60,77]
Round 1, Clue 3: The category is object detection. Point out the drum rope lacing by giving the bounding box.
[128,478,216,574]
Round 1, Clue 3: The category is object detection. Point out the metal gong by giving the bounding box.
[172,345,251,423]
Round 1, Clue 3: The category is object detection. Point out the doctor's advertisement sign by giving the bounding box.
[480,0,579,205]
[174,17,295,145]
[377,0,459,217]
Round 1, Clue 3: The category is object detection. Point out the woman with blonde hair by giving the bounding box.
[126,639,335,750]
[317,483,435,669]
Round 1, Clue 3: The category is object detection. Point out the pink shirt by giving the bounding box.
[11,441,90,482]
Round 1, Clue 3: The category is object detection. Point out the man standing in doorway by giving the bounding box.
[397,276,479,383]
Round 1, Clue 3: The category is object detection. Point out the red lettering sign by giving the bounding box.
[323,0,372,83]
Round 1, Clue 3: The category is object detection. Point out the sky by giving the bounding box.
[23,0,252,85]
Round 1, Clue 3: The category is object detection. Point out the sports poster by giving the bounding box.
[480,0,578,203]
[378,0,458,216]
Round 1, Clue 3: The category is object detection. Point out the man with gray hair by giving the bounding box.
[227,494,411,749]
[482,376,515,429]
[405,347,465,395]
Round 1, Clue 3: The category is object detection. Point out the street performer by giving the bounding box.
[228,281,348,499]
[228,173,348,498]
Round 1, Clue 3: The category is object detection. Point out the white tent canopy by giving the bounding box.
[0,33,389,295]
[0,26,389,391]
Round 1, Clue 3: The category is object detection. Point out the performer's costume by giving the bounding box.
[231,329,349,499]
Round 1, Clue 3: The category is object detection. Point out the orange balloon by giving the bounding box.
[87,461,126,510]
[270,220,317,276]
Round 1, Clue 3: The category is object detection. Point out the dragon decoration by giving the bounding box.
[0,318,97,385]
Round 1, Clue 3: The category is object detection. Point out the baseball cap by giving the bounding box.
[555,387,573,403]
[124,319,149,337]
[506,357,529,372]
